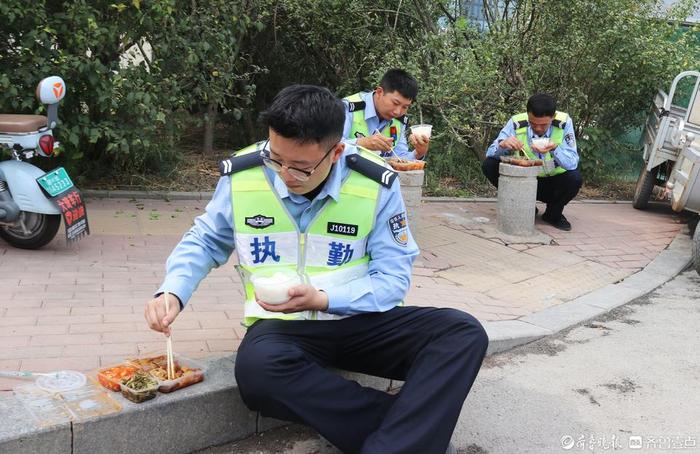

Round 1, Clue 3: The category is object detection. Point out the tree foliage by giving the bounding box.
[1,0,699,187]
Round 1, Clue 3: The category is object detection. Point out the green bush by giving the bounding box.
[2,0,699,189]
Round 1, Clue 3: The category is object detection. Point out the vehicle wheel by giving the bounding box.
[0,212,61,249]
[693,221,700,276]
[633,164,658,210]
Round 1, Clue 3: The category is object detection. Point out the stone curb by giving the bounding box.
[0,358,394,454]
[483,225,692,355]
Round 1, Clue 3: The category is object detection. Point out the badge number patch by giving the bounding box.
[245,215,274,229]
[388,212,408,247]
[327,222,358,237]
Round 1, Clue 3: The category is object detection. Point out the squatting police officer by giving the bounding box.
[482,93,583,231]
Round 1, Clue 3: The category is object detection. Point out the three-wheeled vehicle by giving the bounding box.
[634,70,700,274]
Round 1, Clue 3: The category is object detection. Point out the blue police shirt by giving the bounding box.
[157,144,419,316]
[485,116,579,170]
[342,91,420,161]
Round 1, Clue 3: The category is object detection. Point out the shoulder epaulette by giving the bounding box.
[513,118,529,129]
[345,100,366,112]
[346,154,397,188]
[551,111,569,129]
[398,115,409,126]
[219,150,263,176]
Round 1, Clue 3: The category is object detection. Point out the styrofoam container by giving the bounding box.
[410,124,432,139]
[250,271,301,304]
[531,137,552,149]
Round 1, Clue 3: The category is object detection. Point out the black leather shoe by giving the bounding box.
[542,213,571,231]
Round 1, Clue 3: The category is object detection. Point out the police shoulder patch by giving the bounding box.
[565,132,576,146]
[346,154,397,188]
[388,212,409,247]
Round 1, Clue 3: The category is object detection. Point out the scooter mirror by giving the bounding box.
[35,76,66,105]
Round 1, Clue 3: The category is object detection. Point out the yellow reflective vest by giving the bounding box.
[229,142,385,326]
[511,111,569,177]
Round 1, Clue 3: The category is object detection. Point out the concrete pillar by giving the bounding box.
[398,170,424,244]
[497,163,540,237]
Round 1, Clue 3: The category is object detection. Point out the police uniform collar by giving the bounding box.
[363,91,380,123]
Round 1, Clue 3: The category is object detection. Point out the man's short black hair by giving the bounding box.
[260,85,345,146]
[379,69,418,101]
[526,93,557,117]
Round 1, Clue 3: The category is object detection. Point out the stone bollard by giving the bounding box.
[398,170,424,244]
[496,163,540,237]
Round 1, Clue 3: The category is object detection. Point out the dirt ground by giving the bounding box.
[83,150,636,201]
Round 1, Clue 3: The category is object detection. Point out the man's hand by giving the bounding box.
[257,284,329,314]
[531,141,557,154]
[410,133,430,159]
[356,133,394,152]
[498,136,524,152]
[144,293,182,336]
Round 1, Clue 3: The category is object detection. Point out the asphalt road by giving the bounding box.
[196,270,700,454]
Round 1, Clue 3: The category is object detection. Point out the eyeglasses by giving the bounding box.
[260,139,337,182]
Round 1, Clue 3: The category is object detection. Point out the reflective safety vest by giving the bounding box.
[225,142,393,326]
[511,111,569,177]
[344,92,408,154]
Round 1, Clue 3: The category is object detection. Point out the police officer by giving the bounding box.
[482,93,583,231]
[144,85,488,453]
[342,69,430,161]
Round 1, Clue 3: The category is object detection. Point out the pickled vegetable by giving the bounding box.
[120,372,158,403]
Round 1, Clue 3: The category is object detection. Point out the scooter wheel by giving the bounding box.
[0,212,61,249]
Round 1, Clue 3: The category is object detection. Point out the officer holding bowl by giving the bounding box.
[144,85,487,453]
[482,93,583,231]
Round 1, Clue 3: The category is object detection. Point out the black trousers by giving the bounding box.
[235,306,489,454]
[482,157,583,219]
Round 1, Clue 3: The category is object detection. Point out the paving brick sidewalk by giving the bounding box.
[0,197,686,392]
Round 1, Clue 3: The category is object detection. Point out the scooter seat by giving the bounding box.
[0,114,47,133]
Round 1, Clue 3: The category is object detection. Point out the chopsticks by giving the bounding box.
[163,292,175,381]
[372,128,406,162]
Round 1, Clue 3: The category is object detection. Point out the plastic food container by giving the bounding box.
[250,271,301,304]
[120,372,158,403]
[386,159,426,171]
[145,356,205,393]
[126,355,167,372]
[97,364,138,392]
[125,353,206,394]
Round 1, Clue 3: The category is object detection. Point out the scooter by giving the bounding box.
[0,76,89,249]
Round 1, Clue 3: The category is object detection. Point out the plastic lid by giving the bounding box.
[35,370,87,392]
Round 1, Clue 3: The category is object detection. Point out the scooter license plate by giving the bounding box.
[36,167,74,197]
